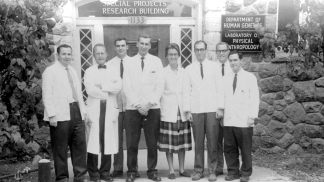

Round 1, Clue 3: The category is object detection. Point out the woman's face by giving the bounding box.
[167,48,179,65]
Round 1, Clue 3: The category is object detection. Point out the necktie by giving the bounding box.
[98,65,106,69]
[66,67,78,101]
[222,64,224,76]
[233,73,237,93]
[141,57,144,71]
[200,63,203,79]
[120,59,123,79]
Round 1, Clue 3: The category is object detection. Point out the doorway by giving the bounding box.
[103,25,170,66]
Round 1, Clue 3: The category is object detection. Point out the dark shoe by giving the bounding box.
[168,173,176,179]
[225,175,240,181]
[89,180,100,182]
[126,174,135,182]
[179,171,191,177]
[101,178,113,182]
[192,171,204,181]
[110,170,123,178]
[240,176,250,182]
[215,171,224,176]
[135,172,140,178]
[148,173,161,181]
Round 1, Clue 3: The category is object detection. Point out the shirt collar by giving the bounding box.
[57,61,71,70]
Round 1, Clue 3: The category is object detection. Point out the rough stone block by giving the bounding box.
[299,136,312,149]
[277,63,287,78]
[261,92,284,105]
[259,101,269,117]
[251,53,263,63]
[259,146,284,154]
[306,113,324,125]
[259,136,278,148]
[244,0,257,6]
[293,123,323,141]
[302,102,323,113]
[258,63,277,79]
[292,81,316,102]
[272,111,287,122]
[278,133,295,149]
[283,78,294,92]
[256,114,271,126]
[248,62,259,72]
[273,100,287,111]
[253,0,267,13]
[267,106,274,115]
[254,123,269,136]
[267,0,278,14]
[311,138,324,153]
[315,77,324,87]
[284,90,296,105]
[235,6,259,15]
[260,75,284,93]
[283,102,306,125]
[226,0,243,12]
[287,143,303,154]
[285,121,294,134]
[315,87,324,103]
[267,120,287,139]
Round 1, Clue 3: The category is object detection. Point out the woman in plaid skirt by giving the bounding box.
[157,43,192,179]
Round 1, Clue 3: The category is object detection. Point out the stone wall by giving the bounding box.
[204,0,278,61]
[244,56,324,154]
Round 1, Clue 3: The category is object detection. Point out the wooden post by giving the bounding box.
[38,159,51,182]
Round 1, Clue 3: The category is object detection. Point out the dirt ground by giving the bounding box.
[0,151,323,182]
[252,150,324,182]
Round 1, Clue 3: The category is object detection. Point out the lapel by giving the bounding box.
[201,60,209,88]
[176,67,184,92]
[134,55,143,73]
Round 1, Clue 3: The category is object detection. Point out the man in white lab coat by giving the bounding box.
[222,50,259,182]
[123,34,164,182]
[42,44,89,182]
[108,37,133,178]
[214,42,232,177]
[183,40,224,181]
[84,44,122,182]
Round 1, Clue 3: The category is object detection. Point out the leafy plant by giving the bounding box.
[0,0,68,160]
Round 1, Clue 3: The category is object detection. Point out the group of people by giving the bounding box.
[42,33,259,182]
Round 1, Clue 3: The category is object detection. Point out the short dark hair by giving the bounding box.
[228,50,243,59]
[114,37,127,46]
[138,34,151,42]
[194,40,207,50]
[165,43,180,57]
[216,42,230,50]
[93,43,106,54]
[57,44,72,54]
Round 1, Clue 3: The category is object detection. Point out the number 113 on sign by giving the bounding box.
[128,16,146,24]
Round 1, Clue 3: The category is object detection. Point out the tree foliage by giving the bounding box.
[0,0,67,160]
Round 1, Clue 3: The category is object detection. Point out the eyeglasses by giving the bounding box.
[216,50,229,54]
[167,54,179,57]
[194,49,206,53]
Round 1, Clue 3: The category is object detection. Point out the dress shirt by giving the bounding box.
[223,69,259,127]
[108,56,131,112]
[215,59,231,78]
[123,53,164,110]
[183,59,224,113]
[58,62,77,103]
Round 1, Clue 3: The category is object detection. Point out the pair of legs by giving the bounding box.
[191,112,219,174]
[165,151,186,174]
[216,119,224,174]
[87,100,112,181]
[49,103,87,182]
[224,126,253,178]
[124,109,160,177]
[112,112,125,173]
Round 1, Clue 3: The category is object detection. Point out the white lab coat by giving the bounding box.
[84,63,122,155]
[42,61,87,121]
[160,65,187,122]
[123,53,164,109]
[223,69,259,127]
[183,59,224,113]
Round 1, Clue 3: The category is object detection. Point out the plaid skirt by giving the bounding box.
[157,110,192,153]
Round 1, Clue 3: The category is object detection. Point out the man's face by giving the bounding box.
[94,46,107,65]
[194,42,207,62]
[57,47,72,67]
[137,37,151,56]
[216,44,229,63]
[229,53,243,73]
[115,40,128,57]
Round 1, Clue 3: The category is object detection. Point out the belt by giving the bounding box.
[100,100,107,103]
[69,102,78,106]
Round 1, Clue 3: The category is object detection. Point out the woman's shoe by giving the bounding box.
[168,173,176,179]
[179,171,191,177]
